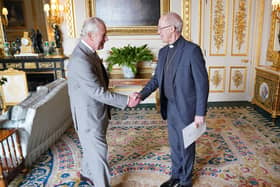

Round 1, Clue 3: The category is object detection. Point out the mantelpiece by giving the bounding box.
[252,66,280,119]
[0,55,67,91]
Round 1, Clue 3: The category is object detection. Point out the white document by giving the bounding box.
[182,122,206,148]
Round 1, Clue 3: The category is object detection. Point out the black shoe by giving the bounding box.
[160,178,180,187]
[80,173,94,186]
[176,184,192,187]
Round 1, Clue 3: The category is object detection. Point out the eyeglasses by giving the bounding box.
[158,25,173,31]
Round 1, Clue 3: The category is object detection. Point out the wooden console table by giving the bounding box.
[109,78,150,88]
[252,66,280,119]
[109,77,160,111]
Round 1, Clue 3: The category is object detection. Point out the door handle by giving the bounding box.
[241,59,249,63]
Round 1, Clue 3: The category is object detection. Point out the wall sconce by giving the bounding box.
[1,7,8,26]
[1,7,8,42]
[44,0,64,26]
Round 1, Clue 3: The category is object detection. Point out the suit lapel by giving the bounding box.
[159,47,169,87]
[78,41,109,88]
[170,38,185,82]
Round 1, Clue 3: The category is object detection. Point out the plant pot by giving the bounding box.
[122,66,135,78]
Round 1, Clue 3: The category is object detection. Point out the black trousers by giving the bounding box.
[167,100,195,186]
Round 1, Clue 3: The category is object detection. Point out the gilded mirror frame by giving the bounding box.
[267,11,280,68]
[0,16,4,55]
[86,0,170,35]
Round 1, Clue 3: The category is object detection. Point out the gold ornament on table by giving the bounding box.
[20,32,34,54]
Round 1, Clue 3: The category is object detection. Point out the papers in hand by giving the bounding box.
[182,121,206,148]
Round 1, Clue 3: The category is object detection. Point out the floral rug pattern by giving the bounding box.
[10,106,280,187]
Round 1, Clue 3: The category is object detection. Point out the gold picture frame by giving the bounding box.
[0,68,28,111]
[86,0,170,35]
[267,10,280,69]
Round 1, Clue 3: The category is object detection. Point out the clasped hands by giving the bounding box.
[128,92,141,107]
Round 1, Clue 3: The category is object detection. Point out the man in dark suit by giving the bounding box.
[135,12,209,187]
[67,17,139,187]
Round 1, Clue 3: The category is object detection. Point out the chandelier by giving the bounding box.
[272,0,280,11]
[43,0,64,26]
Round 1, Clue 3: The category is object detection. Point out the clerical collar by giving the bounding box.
[81,39,95,53]
[168,36,182,49]
[169,44,174,48]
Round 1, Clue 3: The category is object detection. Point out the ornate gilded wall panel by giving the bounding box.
[231,0,251,56]
[229,66,247,92]
[64,0,76,38]
[208,66,226,92]
[210,0,228,56]
[182,0,191,40]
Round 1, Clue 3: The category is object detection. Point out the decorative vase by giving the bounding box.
[122,66,135,78]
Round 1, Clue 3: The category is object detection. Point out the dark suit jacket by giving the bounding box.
[140,36,209,125]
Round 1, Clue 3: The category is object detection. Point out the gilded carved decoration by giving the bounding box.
[211,70,223,87]
[182,0,191,40]
[231,0,251,56]
[64,0,76,38]
[213,0,225,51]
[234,0,247,51]
[38,63,54,68]
[208,66,225,92]
[232,70,243,88]
[229,66,247,92]
[210,0,227,56]
[0,18,4,56]
[255,0,265,66]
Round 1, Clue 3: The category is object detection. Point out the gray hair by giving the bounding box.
[163,12,183,33]
[80,17,105,37]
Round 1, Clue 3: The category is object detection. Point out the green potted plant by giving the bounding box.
[0,77,7,85]
[106,44,154,78]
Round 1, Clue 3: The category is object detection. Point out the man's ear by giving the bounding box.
[88,32,95,40]
[170,26,176,32]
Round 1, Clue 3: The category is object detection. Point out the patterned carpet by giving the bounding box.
[10,105,280,187]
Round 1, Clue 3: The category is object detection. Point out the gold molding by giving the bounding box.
[0,16,4,56]
[88,0,170,35]
[255,0,265,66]
[86,0,93,17]
[199,0,203,46]
[182,0,191,40]
[64,0,76,38]
[267,7,280,68]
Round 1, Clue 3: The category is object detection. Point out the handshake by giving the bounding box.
[127,92,141,107]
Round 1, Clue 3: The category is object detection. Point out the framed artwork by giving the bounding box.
[3,0,26,28]
[0,68,28,110]
[208,66,226,92]
[86,0,170,35]
[267,8,280,68]
[229,66,247,92]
